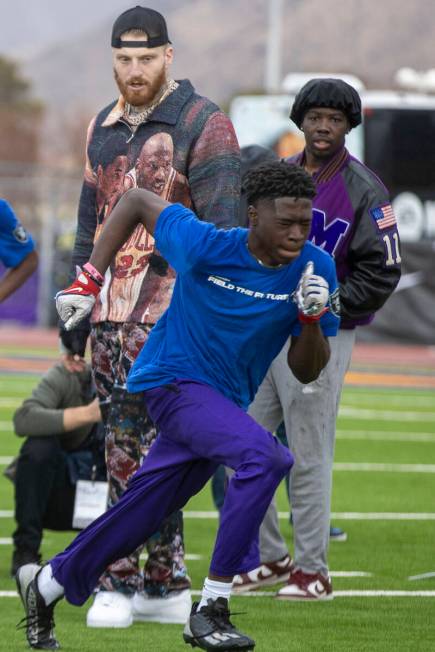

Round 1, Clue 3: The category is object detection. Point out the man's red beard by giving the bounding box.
[114,66,167,107]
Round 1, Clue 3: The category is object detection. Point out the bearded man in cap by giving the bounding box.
[59,5,240,628]
[234,78,401,600]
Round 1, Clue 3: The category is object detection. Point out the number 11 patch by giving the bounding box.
[370,203,397,231]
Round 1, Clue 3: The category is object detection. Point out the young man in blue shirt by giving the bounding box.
[17,162,339,651]
[0,199,38,304]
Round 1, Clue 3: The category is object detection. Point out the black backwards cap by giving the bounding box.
[111,6,171,48]
[290,78,362,129]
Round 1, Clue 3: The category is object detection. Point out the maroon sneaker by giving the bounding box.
[276,569,333,600]
[232,554,294,593]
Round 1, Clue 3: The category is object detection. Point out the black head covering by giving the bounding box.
[290,78,362,129]
[111,6,171,48]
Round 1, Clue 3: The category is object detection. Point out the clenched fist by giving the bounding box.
[295,261,329,322]
[56,263,103,330]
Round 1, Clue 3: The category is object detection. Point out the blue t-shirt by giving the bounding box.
[127,204,340,409]
[0,200,35,268]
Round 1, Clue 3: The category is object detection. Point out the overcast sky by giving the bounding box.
[0,1,169,58]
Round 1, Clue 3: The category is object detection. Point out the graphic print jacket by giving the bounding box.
[70,79,240,325]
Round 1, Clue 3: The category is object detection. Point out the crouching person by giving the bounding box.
[10,356,104,577]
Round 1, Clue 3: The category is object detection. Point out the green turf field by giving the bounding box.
[0,373,434,651]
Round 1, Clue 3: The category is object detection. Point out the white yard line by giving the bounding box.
[0,456,13,465]
[338,407,435,421]
[328,512,435,521]
[330,571,372,577]
[0,592,19,597]
[336,430,435,443]
[180,511,435,521]
[2,589,435,599]
[408,571,435,581]
[189,590,434,598]
[0,399,21,408]
[333,462,435,473]
[1,510,434,521]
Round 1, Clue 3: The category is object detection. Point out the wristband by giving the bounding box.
[61,269,102,298]
[77,270,101,297]
[83,262,104,286]
[298,307,328,324]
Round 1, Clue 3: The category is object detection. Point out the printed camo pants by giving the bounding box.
[90,321,189,596]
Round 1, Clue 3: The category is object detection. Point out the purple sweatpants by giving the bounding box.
[51,380,294,605]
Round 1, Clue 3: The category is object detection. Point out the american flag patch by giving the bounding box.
[370,204,397,230]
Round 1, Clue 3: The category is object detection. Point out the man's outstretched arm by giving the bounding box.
[56,189,171,330]
[89,188,171,276]
[0,250,38,303]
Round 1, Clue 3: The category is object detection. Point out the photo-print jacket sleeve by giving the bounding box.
[187,110,241,229]
[70,117,98,278]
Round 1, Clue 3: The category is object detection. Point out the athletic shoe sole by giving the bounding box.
[87,618,133,628]
[232,570,291,593]
[183,632,255,650]
[132,590,191,624]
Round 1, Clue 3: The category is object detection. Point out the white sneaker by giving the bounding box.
[86,591,133,628]
[132,589,191,624]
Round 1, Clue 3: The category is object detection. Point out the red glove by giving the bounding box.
[56,263,103,330]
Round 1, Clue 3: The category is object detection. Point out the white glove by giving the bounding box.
[295,261,329,319]
[55,266,101,330]
[56,292,96,331]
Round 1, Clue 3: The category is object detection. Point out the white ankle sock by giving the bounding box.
[37,564,64,606]
[198,577,232,610]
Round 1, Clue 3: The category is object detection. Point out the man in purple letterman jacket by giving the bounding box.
[234,79,401,599]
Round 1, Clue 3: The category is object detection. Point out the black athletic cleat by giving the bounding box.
[183,598,255,650]
[16,564,60,649]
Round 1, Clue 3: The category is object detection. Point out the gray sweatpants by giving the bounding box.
[248,329,355,576]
